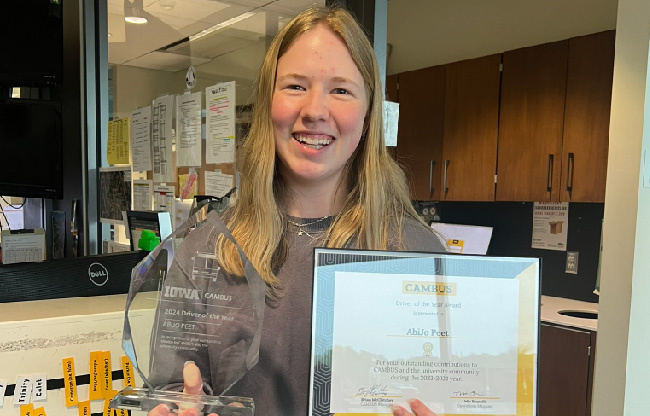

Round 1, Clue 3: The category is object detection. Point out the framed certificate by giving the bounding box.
[309,249,540,416]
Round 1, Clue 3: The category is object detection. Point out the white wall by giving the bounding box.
[591,0,650,414]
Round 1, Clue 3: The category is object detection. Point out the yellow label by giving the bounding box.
[101,351,113,397]
[77,401,91,416]
[62,357,79,407]
[89,351,103,400]
[121,356,135,388]
[20,404,34,416]
[102,397,110,416]
[402,281,456,296]
[446,238,464,253]
[118,410,128,416]
[103,390,117,416]
[33,407,46,416]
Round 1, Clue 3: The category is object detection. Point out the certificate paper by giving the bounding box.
[310,250,540,416]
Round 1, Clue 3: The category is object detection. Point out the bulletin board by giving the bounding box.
[101,82,251,232]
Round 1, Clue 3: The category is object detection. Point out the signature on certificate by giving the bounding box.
[355,384,389,397]
[452,390,486,397]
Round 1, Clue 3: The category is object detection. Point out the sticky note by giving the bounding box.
[101,351,113,397]
[31,374,47,402]
[20,404,34,416]
[13,376,34,405]
[33,407,46,416]
[121,356,135,388]
[89,351,104,401]
[62,357,78,407]
[78,401,91,416]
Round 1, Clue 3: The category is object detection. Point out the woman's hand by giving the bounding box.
[391,399,437,416]
[148,361,212,416]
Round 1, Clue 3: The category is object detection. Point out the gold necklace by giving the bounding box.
[287,216,331,240]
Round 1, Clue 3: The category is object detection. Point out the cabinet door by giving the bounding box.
[441,54,500,201]
[560,31,615,202]
[386,74,399,103]
[539,324,592,416]
[497,41,568,201]
[395,66,445,201]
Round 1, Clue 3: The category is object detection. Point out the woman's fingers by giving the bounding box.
[182,361,203,395]
[391,399,437,416]
[148,403,172,416]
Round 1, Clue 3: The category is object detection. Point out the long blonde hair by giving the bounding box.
[218,6,425,292]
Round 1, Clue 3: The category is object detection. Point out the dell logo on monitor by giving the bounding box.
[89,262,109,286]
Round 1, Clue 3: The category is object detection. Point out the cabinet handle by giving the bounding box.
[444,160,450,193]
[566,153,575,193]
[429,160,435,195]
[546,154,554,192]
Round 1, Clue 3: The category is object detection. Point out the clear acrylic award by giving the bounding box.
[110,209,266,416]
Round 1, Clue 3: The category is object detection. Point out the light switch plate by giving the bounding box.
[566,251,579,274]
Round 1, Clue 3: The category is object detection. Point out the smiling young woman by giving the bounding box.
[148,6,445,416]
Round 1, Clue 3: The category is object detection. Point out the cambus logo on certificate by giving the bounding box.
[402,281,456,295]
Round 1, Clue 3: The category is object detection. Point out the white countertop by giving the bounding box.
[0,293,128,323]
[541,295,598,331]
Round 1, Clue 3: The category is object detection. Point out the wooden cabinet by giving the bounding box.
[385,73,399,103]
[538,323,597,416]
[497,32,614,202]
[560,31,615,202]
[441,54,500,201]
[496,41,569,201]
[395,31,613,202]
[395,66,445,201]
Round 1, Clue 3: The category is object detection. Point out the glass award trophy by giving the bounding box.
[110,209,266,416]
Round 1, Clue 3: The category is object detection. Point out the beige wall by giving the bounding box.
[113,65,176,119]
[592,0,650,414]
[113,38,267,118]
[387,0,618,74]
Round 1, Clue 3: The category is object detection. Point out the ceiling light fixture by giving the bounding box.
[189,12,256,42]
[125,0,148,24]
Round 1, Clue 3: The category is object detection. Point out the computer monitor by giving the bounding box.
[124,211,172,251]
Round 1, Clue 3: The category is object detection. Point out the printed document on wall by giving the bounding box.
[133,180,153,211]
[152,95,175,182]
[131,107,152,172]
[107,118,130,165]
[176,92,202,167]
[532,202,569,251]
[205,82,235,164]
[154,185,175,220]
[0,229,46,264]
[205,171,234,198]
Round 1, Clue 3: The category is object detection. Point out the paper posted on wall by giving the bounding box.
[205,82,236,164]
[1,228,45,264]
[532,202,569,251]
